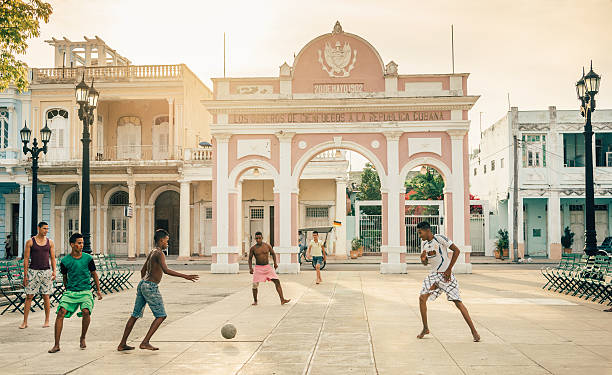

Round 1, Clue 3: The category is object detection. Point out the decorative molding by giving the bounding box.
[518,123,550,131]
[298,141,307,149]
[236,85,274,95]
[236,139,271,159]
[371,140,380,149]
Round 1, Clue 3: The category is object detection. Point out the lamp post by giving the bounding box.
[20,121,52,237]
[576,61,601,256]
[75,74,100,254]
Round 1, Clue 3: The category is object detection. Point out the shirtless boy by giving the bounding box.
[117,229,199,351]
[416,221,480,342]
[249,231,290,306]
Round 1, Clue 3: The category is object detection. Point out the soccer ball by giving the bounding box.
[221,323,237,339]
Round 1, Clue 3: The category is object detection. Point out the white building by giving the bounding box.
[470,106,612,259]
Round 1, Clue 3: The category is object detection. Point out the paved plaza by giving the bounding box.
[1,266,611,375]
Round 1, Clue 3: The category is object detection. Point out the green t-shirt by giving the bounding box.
[60,253,96,292]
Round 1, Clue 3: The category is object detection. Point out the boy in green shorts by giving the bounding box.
[49,233,102,353]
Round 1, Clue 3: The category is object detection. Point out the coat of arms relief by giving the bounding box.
[317,21,357,77]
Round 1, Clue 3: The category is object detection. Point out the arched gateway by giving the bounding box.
[203,22,478,274]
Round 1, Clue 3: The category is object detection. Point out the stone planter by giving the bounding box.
[350,250,359,259]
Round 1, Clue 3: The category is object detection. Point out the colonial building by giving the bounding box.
[470,106,612,259]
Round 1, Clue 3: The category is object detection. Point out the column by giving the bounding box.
[211,134,239,273]
[23,183,32,250]
[95,185,101,254]
[102,206,108,255]
[127,181,136,259]
[140,184,146,256]
[236,182,242,256]
[147,205,154,251]
[548,192,562,259]
[508,191,525,260]
[59,207,65,255]
[167,98,175,158]
[178,180,191,260]
[275,131,299,274]
[335,178,348,259]
[380,132,406,274]
[49,185,56,243]
[448,130,471,273]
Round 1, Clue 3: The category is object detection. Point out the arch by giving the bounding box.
[60,186,94,206]
[399,156,453,191]
[109,191,129,205]
[148,184,180,205]
[103,185,128,205]
[228,159,280,189]
[292,140,388,190]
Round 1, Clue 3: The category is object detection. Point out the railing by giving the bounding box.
[31,65,184,84]
[40,145,184,162]
[184,148,213,161]
[313,149,346,160]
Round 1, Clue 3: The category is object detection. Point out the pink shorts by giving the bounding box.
[253,264,278,283]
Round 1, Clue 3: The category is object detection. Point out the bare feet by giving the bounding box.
[139,342,159,351]
[48,345,60,353]
[43,322,50,328]
[604,307,612,312]
[472,332,481,342]
[417,328,430,339]
[18,322,27,329]
[316,280,320,284]
[252,301,258,306]
[80,337,87,349]
[281,299,291,305]
[117,344,135,351]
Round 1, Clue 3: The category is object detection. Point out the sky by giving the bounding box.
[20,0,612,170]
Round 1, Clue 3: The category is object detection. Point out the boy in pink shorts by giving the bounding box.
[248,231,290,306]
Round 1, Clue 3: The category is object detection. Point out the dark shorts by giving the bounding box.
[312,256,324,266]
[132,280,167,318]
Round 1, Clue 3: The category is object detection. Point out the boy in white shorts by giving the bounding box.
[416,221,480,342]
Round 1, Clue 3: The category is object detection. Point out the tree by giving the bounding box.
[405,168,444,200]
[356,163,381,215]
[0,0,53,92]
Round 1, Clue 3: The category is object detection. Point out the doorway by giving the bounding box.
[155,190,180,255]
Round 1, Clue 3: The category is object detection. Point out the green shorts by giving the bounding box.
[57,290,94,318]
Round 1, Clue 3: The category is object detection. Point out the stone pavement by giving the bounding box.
[0,267,611,374]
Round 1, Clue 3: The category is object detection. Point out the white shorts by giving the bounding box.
[420,273,461,302]
[25,269,54,295]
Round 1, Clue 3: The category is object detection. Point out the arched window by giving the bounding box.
[117,116,142,159]
[109,191,129,205]
[152,115,169,160]
[67,191,79,206]
[0,108,9,149]
[46,108,69,160]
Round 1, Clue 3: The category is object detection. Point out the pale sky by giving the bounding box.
[20,0,612,170]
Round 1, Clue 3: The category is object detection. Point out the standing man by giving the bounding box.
[306,230,326,284]
[117,229,199,352]
[415,221,480,342]
[249,231,290,306]
[48,233,102,353]
[5,234,12,259]
[20,222,56,329]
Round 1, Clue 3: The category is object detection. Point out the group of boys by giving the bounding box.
[19,220,481,355]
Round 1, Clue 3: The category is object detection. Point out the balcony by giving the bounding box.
[30,64,184,84]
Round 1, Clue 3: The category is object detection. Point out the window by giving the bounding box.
[569,205,583,211]
[473,168,477,176]
[500,158,504,168]
[250,207,264,219]
[563,133,585,167]
[491,160,495,171]
[306,207,329,218]
[0,109,8,149]
[522,134,546,167]
[205,207,213,220]
[46,108,70,160]
[109,191,129,205]
[595,133,612,167]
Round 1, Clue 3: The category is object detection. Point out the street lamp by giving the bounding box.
[576,61,602,256]
[20,121,52,237]
[75,74,99,253]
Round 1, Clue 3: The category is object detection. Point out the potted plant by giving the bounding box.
[350,238,362,259]
[495,229,509,260]
[561,227,574,254]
